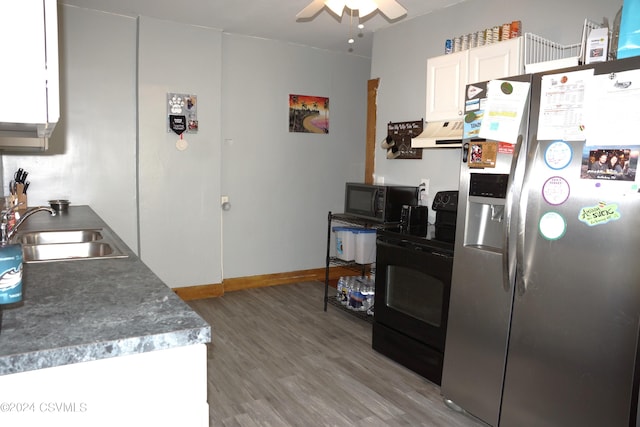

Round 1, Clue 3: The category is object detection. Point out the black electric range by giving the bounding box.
[372,191,457,385]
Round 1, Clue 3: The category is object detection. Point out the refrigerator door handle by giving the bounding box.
[462,142,470,163]
[503,134,524,293]
[514,138,536,296]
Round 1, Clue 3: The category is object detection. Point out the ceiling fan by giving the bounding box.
[296,0,407,21]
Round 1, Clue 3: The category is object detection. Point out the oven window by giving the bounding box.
[385,265,444,327]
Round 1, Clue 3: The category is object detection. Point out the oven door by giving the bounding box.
[374,236,453,352]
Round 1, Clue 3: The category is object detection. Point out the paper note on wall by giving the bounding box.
[537,69,593,141]
[478,80,530,144]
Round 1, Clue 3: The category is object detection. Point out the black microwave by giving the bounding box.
[344,182,418,223]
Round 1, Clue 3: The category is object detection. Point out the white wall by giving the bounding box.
[2,6,138,252]
[2,5,371,287]
[6,0,614,286]
[371,0,622,219]
[137,17,223,287]
[220,35,371,278]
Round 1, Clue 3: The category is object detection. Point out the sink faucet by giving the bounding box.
[0,205,56,245]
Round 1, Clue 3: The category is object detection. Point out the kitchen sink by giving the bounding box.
[22,241,127,263]
[17,229,104,245]
[15,228,128,263]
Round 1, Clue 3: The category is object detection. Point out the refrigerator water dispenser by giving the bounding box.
[464,173,509,251]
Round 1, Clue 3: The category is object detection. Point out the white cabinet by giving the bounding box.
[0,0,59,146]
[0,344,209,427]
[426,37,523,121]
[468,37,524,83]
[426,50,468,122]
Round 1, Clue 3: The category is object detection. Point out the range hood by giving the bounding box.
[0,123,52,151]
[411,120,464,148]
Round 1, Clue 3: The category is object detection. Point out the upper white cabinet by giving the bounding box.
[426,37,523,122]
[0,0,59,148]
[426,50,469,122]
[468,37,524,83]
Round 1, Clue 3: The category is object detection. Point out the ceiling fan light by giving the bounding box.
[354,0,378,18]
[324,0,346,16]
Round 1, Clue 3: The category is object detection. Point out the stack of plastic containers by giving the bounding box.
[332,226,376,264]
[353,229,376,264]
[333,226,357,261]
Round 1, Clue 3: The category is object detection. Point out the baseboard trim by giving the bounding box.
[173,283,225,301]
[172,266,357,301]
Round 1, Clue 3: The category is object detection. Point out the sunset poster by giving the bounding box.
[289,94,329,134]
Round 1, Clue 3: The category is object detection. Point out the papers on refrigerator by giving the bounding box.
[537,69,594,141]
[478,80,530,144]
[583,68,640,147]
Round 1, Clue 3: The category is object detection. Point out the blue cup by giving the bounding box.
[0,244,23,306]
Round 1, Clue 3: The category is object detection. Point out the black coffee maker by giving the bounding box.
[399,204,429,236]
[431,191,458,243]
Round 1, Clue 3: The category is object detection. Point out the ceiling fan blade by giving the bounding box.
[375,0,407,20]
[296,0,327,20]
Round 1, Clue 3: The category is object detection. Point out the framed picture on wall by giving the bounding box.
[289,94,329,134]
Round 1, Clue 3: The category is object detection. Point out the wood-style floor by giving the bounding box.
[188,281,485,427]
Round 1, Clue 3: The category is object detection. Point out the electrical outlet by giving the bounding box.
[419,178,429,205]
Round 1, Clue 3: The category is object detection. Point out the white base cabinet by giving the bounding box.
[426,37,523,122]
[0,344,209,427]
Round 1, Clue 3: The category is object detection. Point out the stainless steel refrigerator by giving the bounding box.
[441,56,640,427]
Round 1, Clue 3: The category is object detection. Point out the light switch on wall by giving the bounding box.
[221,195,231,211]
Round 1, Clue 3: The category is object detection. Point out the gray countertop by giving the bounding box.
[0,206,211,376]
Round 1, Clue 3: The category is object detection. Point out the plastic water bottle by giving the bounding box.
[337,276,345,304]
[362,279,375,312]
[349,281,363,310]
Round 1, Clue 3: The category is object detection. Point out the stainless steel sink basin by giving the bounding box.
[15,227,128,263]
[18,229,103,245]
[22,241,127,263]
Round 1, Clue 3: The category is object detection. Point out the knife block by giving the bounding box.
[15,183,27,210]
